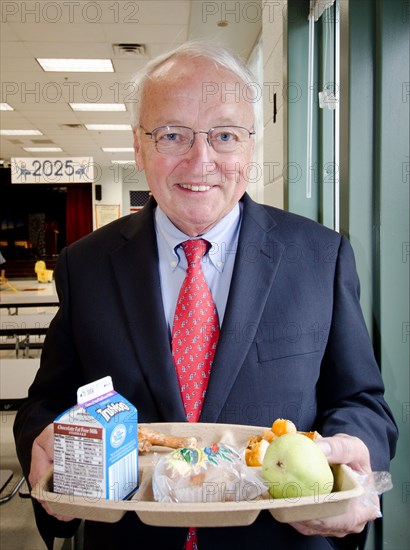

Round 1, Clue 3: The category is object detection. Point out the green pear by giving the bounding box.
[262,433,334,499]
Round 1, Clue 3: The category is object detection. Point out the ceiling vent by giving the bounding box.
[60,123,84,130]
[31,139,54,144]
[113,43,146,56]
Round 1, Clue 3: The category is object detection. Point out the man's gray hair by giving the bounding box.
[128,40,261,129]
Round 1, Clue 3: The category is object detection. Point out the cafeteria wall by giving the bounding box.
[285,1,409,548]
[91,164,149,230]
[343,3,409,548]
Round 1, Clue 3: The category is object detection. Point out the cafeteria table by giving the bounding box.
[0,279,59,503]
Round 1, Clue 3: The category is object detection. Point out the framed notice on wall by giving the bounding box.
[95,205,120,229]
[11,157,94,184]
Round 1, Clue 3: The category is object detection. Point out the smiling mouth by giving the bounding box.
[179,183,212,192]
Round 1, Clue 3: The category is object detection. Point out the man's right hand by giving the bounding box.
[29,423,73,521]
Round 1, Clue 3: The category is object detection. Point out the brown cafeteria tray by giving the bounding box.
[32,423,364,526]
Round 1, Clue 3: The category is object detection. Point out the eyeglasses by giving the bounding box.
[140,125,255,155]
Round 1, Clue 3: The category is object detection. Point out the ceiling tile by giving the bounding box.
[0,0,262,165]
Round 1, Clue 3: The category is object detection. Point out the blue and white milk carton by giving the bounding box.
[53,376,138,501]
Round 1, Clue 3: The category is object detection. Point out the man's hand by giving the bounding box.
[29,423,73,522]
[290,434,380,538]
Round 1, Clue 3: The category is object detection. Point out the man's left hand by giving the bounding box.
[290,434,380,538]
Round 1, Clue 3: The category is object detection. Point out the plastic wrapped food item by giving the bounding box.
[152,443,266,503]
[349,469,393,517]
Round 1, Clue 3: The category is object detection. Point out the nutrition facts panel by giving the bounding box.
[54,424,105,497]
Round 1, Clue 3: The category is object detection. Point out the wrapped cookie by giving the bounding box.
[152,443,266,503]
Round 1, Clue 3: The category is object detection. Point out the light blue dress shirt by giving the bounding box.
[154,203,243,336]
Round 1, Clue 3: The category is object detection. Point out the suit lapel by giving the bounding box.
[109,200,186,422]
[201,195,285,422]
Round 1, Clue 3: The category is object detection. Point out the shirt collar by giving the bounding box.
[155,204,242,272]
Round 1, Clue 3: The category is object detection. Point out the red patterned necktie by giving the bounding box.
[172,238,220,422]
[171,239,220,550]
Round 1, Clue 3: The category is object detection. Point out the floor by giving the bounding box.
[0,335,51,549]
[0,412,77,550]
[0,322,84,550]
[0,306,78,550]
[0,329,46,548]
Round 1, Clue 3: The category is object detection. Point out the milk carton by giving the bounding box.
[53,376,138,501]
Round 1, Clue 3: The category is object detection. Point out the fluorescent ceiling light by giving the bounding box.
[85,124,132,131]
[23,147,63,152]
[0,103,14,111]
[70,103,126,112]
[1,129,43,136]
[102,147,134,153]
[37,58,114,72]
[111,160,136,164]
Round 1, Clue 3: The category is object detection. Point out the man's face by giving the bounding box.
[134,56,255,236]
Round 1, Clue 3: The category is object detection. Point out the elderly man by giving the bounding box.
[14,41,397,550]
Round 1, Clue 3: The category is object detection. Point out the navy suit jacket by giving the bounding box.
[14,194,397,550]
